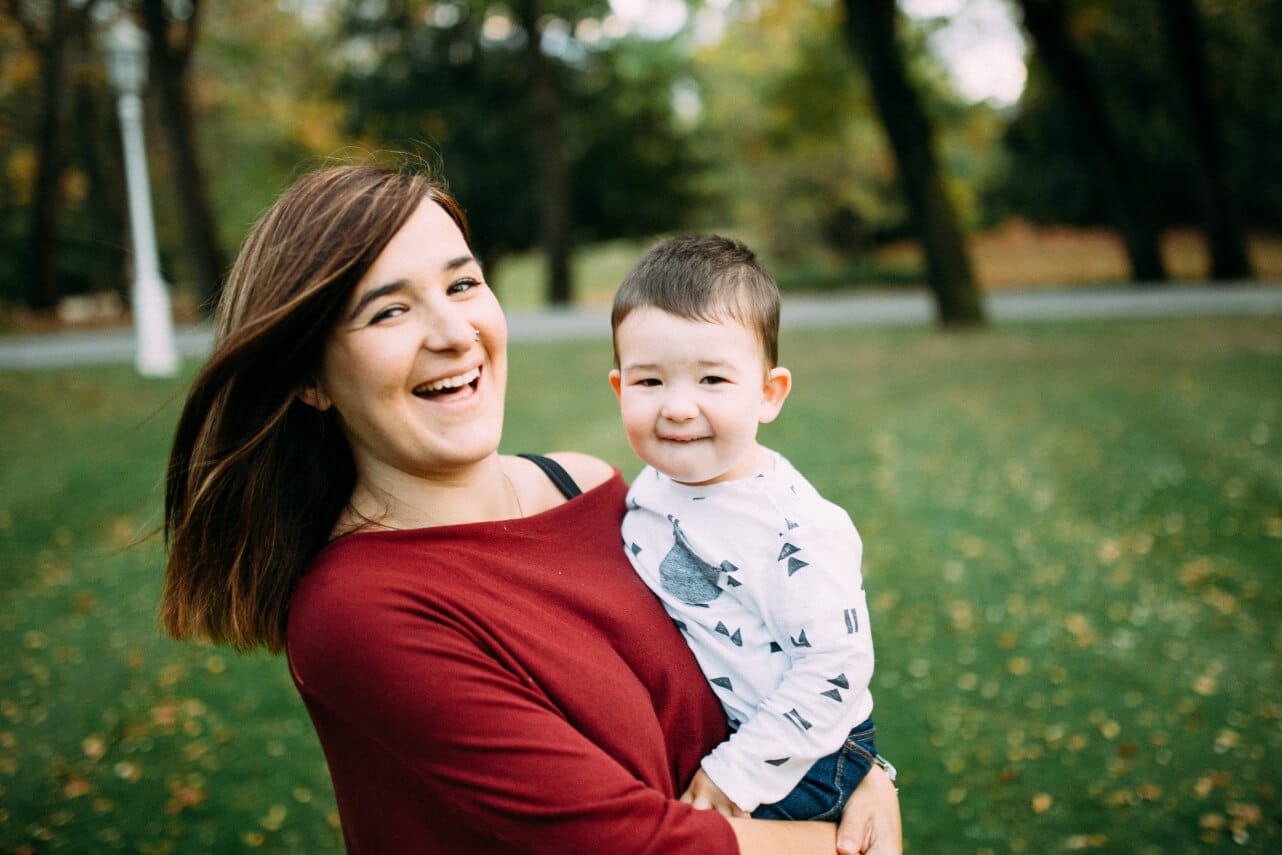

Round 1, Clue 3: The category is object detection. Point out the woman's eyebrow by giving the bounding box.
[347,280,407,321]
[347,256,478,320]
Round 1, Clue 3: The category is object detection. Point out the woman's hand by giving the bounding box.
[835,764,901,855]
[681,767,749,818]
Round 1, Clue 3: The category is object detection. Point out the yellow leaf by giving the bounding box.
[63,776,93,798]
[113,761,141,782]
[1096,540,1120,564]
[83,735,107,760]
[260,804,287,831]
[1136,783,1162,801]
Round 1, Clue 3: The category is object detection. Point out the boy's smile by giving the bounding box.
[609,307,790,486]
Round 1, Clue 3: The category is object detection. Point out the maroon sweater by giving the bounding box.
[287,472,738,854]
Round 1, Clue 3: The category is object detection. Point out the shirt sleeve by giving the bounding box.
[700,495,875,812]
[288,573,737,855]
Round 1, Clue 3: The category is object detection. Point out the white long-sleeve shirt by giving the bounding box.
[622,448,875,811]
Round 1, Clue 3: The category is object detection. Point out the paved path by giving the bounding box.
[2,282,1280,371]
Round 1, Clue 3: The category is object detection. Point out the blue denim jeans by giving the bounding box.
[751,717,878,822]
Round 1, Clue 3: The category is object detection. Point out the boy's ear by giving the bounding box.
[297,383,332,412]
[758,366,791,424]
[608,369,623,401]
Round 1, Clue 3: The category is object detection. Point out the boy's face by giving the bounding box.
[609,307,790,486]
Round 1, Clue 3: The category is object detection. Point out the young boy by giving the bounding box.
[608,234,888,821]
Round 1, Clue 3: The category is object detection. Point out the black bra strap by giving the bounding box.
[517,453,583,500]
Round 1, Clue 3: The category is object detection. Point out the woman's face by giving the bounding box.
[302,198,508,486]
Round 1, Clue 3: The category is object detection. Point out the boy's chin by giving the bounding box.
[667,467,733,487]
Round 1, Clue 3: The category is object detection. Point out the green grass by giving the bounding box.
[491,236,657,311]
[2,315,1280,853]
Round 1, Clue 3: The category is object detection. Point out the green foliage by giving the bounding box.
[335,0,709,274]
[693,0,894,263]
[0,12,127,305]
[995,0,1282,228]
[2,315,1280,851]
[566,37,713,245]
[692,0,1004,268]
[0,1,347,309]
[192,1,352,249]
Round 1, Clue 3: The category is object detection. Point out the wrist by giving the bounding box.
[872,753,898,789]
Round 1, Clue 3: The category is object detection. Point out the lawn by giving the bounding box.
[1,314,1279,853]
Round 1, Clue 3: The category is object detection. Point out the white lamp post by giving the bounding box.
[104,16,178,378]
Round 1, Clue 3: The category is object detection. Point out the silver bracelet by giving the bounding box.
[872,753,898,790]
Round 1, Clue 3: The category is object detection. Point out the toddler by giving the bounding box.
[608,234,890,821]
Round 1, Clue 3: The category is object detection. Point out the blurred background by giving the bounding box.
[1,1,1280,853]
[2,0,1281,328]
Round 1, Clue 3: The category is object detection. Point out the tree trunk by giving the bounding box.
[517,0,573,306]
[841,0,985,327]
[76,55,128,301]
[141,0,227,313]
[1017,0,1168,283]
[1157,0,1252,281]
[24,0,70,311]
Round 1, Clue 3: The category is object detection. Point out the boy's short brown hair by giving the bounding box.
[611,234,781,367]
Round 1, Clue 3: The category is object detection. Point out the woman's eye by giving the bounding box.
[448,277,481,295]
[370,305,407,324]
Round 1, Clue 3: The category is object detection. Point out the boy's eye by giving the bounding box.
[701,376,728,385]
[636,378,662,387]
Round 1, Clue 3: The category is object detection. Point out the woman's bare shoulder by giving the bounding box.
[543,452,617,491]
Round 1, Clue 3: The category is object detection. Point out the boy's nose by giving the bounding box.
[660,394,698,422]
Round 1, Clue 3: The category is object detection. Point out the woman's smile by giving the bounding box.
[412,366,482,399]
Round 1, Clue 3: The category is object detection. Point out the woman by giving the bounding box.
[162,161,901,854]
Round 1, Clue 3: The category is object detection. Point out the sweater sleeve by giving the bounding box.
[288,568,738,855]
[700,501,875,812]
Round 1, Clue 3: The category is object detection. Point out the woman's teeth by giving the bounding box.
[413,367,480,397]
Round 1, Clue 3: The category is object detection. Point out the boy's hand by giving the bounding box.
[680,767,749,818]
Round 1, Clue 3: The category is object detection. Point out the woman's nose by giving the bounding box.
[419,305,476,352]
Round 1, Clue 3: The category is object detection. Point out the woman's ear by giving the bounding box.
[297,384,332,412]
[758,366,792,424]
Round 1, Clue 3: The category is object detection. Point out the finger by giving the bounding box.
[862,804,904,855]
[835,801,869,855]
[865,820,896,855]
[835,820,870,855]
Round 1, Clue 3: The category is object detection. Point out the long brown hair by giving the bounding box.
[161,162,471,651]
